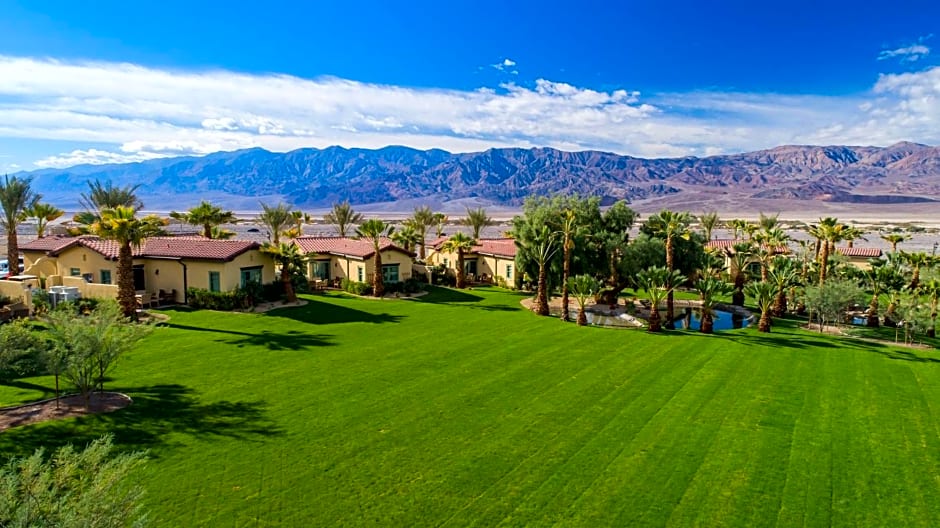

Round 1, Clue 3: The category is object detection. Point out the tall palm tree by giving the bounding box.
[637,266,685,333]
[695,277,733,334]
[441,232,477,289]
[645,210,693,328]
[745,281,776,332]
[170,200,238,238]
[767,258,799,317]
[880,233,909,253]
[516,226,559,316]
[410,206,436,260]
[258,202,296,244]
[698,212,720,241]
[79,180,142,211]
[757,212,780,231]
[90,207,166,319]
[920,279,940,338]
[729,242,754,306]
[261,242,305,303]
[861,259,905,328]
[433,213,448,238]
[900,251,931,290]
[815,217,846,286]
[390,223,421,254]
[728,219,748,241]
[0,175,40,273]
[323,200,363,237]
[753,226,790,282]
[567,275,599,326]
[24,202,64,238]
[462,207,494,239]
[355,219,394,297]
[556,208,584,322]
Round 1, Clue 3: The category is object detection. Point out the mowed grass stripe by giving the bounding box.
[0,286,938,527]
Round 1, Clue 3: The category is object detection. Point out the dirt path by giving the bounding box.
[0,392,132,431]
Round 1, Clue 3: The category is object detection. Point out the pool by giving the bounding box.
[670,307,751,331]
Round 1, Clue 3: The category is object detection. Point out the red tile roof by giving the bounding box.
[293,237,412,259]
[705,239,789,254]
[433,237,517,258]
[837,247,882,258]
[29,235,260,261]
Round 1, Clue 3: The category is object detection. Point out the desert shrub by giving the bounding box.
[0,319,46,380]
[341,278,372,296]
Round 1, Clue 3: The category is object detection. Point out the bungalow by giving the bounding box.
[20,235,276,303]
[427,237,517,286]
[835,247,883,270]
[292,237,413,285]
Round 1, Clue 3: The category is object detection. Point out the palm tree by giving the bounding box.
[637,266,685,333]
[462,207,494,239]
[355,219,394,297]
[767,258,799,317]
[815,217,845,286]
[556,208,585,322]
[24,202,64,238]
[170,201,238,238]
[900,251,931,290]
[842,226,866,248]
[516,226,559,316]
[441,232,477,289]
[757,212,780,231]
[729,242,754,306]
[695,277,732,334]
[753,227,790,282]
[390,224,421,254]
[728,218,748,240]
[745,281,776,332]
[410,206,436,260]
[258,202,295,244]
[645,210,693,328]
[89,207,166,319]
[698,250,725,280]
[261,242,305,303]
[881,233,909,253]
[79,180,142,211]
[861,259,905,327]
[699,212,720,241]
[324,201,362,237]
[433,213,448,238]
[567,275,599,326]
[919,279,940,338]
[0,175,40,273]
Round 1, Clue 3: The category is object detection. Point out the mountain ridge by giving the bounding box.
[21,142,940,211]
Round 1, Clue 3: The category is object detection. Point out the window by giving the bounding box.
[382,264,400,283]
[443,258,449,267]
[311,261,330,280]
[505,264,513,280]
[209,271,221,292]
[100,270,112,284]
[357,266,364,282]
[240,266,262,288]
[70,268,81,276]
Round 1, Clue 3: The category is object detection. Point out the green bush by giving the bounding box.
[403,278,424,294]
[341,278,372,296]
[0,319,47,380]
[186,288,250,311]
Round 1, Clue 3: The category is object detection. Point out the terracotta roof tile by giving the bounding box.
[293,237,412,259]
[20,235,80,253]
[38,236,260,261]
[705,238,788,254]
[837,247,882,258]
[433,237,517,258]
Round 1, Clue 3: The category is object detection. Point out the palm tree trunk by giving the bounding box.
[911,268,920,291]
[577,306,587,326]
[456,249,466,288]
[818,242,830,286]
[665,237,675,328]
[372,252,384,297]
[203,223,212,238]
[648,308,661,332]
[732,274,745,306]
[118,242,137,320]
[866,294,880,327]
[700,312,713,334]
[759,310,772,332]
[6,232,17,278]
[772,289,787,317]
[760,261,769,282]
[561,243,571,321]
[282,262,296,303]
[536,263,549,316]
[814,239,821,262]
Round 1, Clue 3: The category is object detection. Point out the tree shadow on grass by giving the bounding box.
[0,384,282,459]
[163,323,334,351]
[263,297,404,326]
[410,285,524,312]
[725,326,940,363]
[0,379,58,401]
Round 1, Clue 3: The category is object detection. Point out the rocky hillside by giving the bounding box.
[24,142,940,210]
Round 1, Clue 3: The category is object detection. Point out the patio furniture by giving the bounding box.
[136,292,152,309]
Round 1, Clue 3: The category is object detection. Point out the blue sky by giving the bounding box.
[0,0,937,172]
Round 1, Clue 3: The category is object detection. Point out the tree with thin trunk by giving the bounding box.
[556,208,583,322]
[814,217,845,286]
[356,219,394,297]
[745,281,776,332]
[637,266,685,333]
[728,242,754,306]
[567,274,599,326]
[516,226,559,316]
[324,200,362,237]
[861,258,905,327]
[695,277,733,334]
[89,207,166,319]
[261,242,305,303]
[25,202,64,238]
[432,213,448,237]
[900,251,931,290]
[170,200,238,238]
[410,206,435,260]
[920,279,940,338]
[0,175,40,275]
[462,207,494,239]
[699,212,720,241]
[753,226,790,282]
[768,257,799,317]
[258,202,296,244]
[441,232,476,289]
[79,179,142,211]
[881,233,909,253]
[728,219,747,241]
[644,210,693,329]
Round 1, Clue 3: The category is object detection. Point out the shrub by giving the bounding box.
[0,319,46,381]
[341,278,372,296]
[186,288,250,311]
[402,277,424,294]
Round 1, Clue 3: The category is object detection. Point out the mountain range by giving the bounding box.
[21,141,940,213]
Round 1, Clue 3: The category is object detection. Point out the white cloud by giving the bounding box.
[492,58,518,73]
[0,55,937,169]
[878,35,932,62]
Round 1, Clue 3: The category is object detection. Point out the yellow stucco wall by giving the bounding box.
[424,249,515,284]
[22,251,57,277]
[53,246,118,283]
[0,280,33,307]
[62,276,119,300]
[308,250,413,283]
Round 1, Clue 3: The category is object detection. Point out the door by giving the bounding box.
[132,265,145,291]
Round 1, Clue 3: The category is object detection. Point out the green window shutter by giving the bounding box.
[100,270,112,284]
[506,264,512,280]
[357,266,364,282]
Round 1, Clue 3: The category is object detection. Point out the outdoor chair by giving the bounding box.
[136,292,152,309]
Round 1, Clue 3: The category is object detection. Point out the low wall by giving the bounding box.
[61,276,119,300]
[0,280,33,309]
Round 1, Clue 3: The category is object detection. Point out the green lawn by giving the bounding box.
[1,286,939,527]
